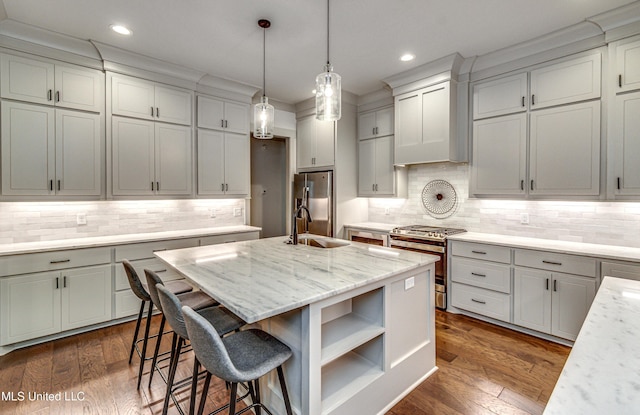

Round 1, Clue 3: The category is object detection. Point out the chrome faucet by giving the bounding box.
[291,205,312,245]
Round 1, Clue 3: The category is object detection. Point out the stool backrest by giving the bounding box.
[156,284,189,339]
[144,269,164,312]
[182,305,242,383]
[123,260,150,301]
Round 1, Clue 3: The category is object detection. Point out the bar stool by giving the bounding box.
[182,305,294,415]
[157,284,245,415]
[145,269,218,388]
[122,260,193,390]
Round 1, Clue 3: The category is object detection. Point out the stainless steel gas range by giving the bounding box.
[389,225,466,310]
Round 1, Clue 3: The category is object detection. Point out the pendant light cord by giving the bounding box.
[263,25,266,98]
[326,0,330,65]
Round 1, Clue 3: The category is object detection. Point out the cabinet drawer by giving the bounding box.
[114,290,142,319]
[0,247,111,277]
[451,257,511,293]
[451,283,511,323]
[450,241,511,264]
[199,231,259,246]
[115,258,183,291]
[514,249,596,277]
[114,238,199,261]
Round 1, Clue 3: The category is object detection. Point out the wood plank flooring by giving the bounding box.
[0,311,570,415]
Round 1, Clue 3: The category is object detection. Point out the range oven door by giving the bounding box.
[389,237,447,310]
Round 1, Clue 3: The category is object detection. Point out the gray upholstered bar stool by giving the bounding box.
[122,260,193,390]
[145,269,218,388]
[157,284,245,415]
[182,305,294,415]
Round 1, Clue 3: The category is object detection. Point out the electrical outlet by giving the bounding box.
[384,207,390,215]
[210,208,216,218]
[233,207,242,217]
[76,213,87,225]
[520,213,530,225]
[405,276,415,290]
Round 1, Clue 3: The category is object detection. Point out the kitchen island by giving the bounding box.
[155,235,438,415]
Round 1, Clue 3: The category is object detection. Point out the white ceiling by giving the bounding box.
[0,0,637,104]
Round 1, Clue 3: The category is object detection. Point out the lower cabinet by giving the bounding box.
[0,264,111,346]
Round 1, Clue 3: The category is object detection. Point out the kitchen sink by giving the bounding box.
[299,236,350,249]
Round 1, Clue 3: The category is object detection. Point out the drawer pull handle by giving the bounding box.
[542,260,562,266]
[154,269,167,273]
[56,277,59,289]
[471,250,487,255]
[554,279,558,292]
[63,276,67,288]
[546,278,550,290]
[471,298,486,305]
[471,272,486,277]
[50,259,71,264]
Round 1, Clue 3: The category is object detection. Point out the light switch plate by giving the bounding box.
[76,213,87,225]
[233,207,243,217]
[405,276,415,290]
[520,213,530,224]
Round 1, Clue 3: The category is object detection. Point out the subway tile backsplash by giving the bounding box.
[0,199,246,244]
[369,163,640,248]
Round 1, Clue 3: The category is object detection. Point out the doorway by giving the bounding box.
[250,137,287,237]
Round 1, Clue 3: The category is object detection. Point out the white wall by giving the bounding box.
[0,199,246,243]
[368,162,640,248]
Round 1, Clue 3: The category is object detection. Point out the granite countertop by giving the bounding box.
[544,276,640,414]
[0,225,261,256]
[155,235,438,323]
[344,222,400,233]
[448,232,640,263]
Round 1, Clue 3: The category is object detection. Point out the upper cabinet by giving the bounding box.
[197,96,248,135]
[473,73,528,120]
[615,38,640,93]
[297,115,335,169]
[112,74,192,126]
[394,80,464,164]
[357,107,394,140]
[1,53,103,113]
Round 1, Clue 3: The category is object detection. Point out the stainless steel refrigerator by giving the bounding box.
[293,171,333,237]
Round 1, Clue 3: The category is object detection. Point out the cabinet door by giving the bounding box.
[613,91,640,195]
[513,268,551,334]
[529,101,600,196]
[111,75,155,120]
[1,101,55,195]
[55,64,102,113]
[374,135,395,195]
[530,53,601,109]
[155,123,192,195]
[551,273,595,341]
[376,107,394,137]
[0,271,61,346]
[55,110,101,196]
[358,111,377,140]
[223,132,249,195]
[197,129,225,195]
[296,116,315,169]
[473,73,527,119]
[314,119,335,167]
[471,113,527,196]
[197,96,225,130]
[395,89,422,164]
[61,265,112,331]
[112,117,155,195]
[0,53,54,105]
[615,39,640,93]
[358,139,376,196]
[154,85,192,126]
[223,101,250,134]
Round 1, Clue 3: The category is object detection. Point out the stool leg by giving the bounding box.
[197,372,212,415]
[189,358,200,415]
[137,301,154,390]
[148,314,166,387]
[277,366,293,415]
[129,300,146,364]
[228,382,238,415]
[162,334,182,415]
[254,379,261,415]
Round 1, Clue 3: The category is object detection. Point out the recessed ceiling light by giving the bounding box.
[110,24,132,36]
[400,53,415,62]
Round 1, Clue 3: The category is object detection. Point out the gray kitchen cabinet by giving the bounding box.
[197,129,249,196]
[612,90,640,196]
[358,107,393,140]
[297,115,335,169]
[472,73,528,120]
[111,74,192,126]
[1,101,101,197]
[197,95,249,135]
[0,53,103,113]
[358,136,396,196]
[112,116,192,196]
[614,36,640,94]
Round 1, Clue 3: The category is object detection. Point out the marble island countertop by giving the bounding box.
[544,276,640,414]
[0,225,261,256]
[155,235,438,323]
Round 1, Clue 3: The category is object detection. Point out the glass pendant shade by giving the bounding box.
[254,96,274,139]
[315,64,341,121]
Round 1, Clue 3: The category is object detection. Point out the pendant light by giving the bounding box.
[315,0,341,121]
[254,19,275,139]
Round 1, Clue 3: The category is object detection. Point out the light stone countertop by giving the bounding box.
[344,222,400,233]
[544,276,640,414]
[155,235,438,324]
[0,225,261,256]
[448,232,640,263]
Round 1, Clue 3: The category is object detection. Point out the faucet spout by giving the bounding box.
[292,205,313,245]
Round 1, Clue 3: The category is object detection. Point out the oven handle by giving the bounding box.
[389,239,445,253]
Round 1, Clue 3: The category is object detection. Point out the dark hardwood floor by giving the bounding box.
[0,311,570,415]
